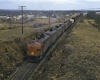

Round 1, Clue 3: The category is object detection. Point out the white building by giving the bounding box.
[96,12,100,14]
[27,15,34,19]
[41,16,48,19]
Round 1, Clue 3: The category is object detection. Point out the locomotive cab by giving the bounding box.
[27,40,42,62]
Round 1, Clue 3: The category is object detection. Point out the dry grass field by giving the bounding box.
[30,19,100,80]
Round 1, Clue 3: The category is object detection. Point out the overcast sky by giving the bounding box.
[0,0,100,10]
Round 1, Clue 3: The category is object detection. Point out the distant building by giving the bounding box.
[83,13,87,16]
[96,12,100,14]
[7,17,10,19]
[27,15,34,19]
[13,16,17,21]
[17,15,22,19]
[52,14,56,18]
[41,16,48,19]
[0,16,7,19]
[66,14,69,17]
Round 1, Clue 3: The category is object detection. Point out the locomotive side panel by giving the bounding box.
[51,31,58,43]
[41,36,51,54]
[45,30,58,43]
[57,27,63,37]
[37,34,51,54]
[68,21,72,26]
[53,27,62,38]
[60,24,65,33]
[64,22,69,30]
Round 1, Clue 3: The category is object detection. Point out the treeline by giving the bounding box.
[87,11,100,31]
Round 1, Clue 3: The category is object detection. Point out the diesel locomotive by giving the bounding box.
[27,15,80,62]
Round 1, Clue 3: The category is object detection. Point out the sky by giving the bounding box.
[0,0,100,10]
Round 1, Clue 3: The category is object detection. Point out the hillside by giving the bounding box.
[29,19,100,80]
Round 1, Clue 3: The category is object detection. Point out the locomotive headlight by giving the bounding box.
[31,52,34,55]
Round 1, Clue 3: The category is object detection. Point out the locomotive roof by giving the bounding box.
[38,33,50,43]
[38,29,57,42]
[64,21,70,25]
[53,26,62,30]
[45,29,57,35]
[60,24,65,27]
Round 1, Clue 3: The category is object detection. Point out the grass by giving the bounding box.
[72,19,100,47]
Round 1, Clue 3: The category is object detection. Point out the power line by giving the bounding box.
[19,6,26,34]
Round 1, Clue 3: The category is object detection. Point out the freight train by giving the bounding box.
[26,14,80,62]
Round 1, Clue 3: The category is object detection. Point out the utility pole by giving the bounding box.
[49,11,50,29]
[19,6,26,34]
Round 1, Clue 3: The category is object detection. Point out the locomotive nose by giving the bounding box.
[27,40,42,57]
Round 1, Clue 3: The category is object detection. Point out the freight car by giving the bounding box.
[26,15,79,62]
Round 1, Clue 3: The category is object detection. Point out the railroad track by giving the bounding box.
[9,61,37,80]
